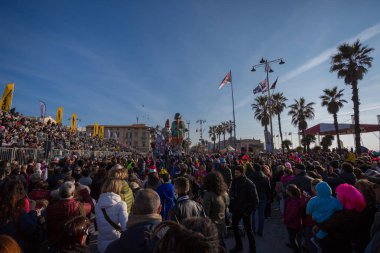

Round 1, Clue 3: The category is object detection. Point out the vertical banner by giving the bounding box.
[107,129,111,138]
[99,126,104,139]
[0,83,15,112]
[39,101,46,118]
[93,122,99,136]
[264,130,273,152]
[56,107,63,125]
[70,113,77,132]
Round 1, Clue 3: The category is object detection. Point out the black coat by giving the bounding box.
[168,197,206,223]
[229,176,259,215]
[248,171,271,201]
[288,171,313,194]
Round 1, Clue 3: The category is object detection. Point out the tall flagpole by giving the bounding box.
[230,71,237,151]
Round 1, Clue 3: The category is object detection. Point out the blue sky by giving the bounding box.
[1,0,380,150]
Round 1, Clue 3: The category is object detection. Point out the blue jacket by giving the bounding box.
[105,221,160,253]
[306,181,342,239]
[156,183,175,220]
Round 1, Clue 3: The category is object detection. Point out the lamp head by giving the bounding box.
[251,67,256,72]
[279,59,285,65]
[269,68,274,73]
[260,57,265,64]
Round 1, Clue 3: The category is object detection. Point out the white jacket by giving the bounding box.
[95,192,128,253]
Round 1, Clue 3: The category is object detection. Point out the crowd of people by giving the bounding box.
[0,109,125,151]
[0,147,379,253]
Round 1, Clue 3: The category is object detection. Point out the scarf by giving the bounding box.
[127,213,162,229]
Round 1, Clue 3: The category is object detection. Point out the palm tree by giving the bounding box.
[226,120,233,145]
[208,126,216,152]
[272,92,288,149]
[330,40,374,153]
[320,86,347,152]
[301,134,316,152]
[216,125,223,151]
[321,135,334,151]
[282,139,292,152]
[288,97,315,151]
[252,96,270,149]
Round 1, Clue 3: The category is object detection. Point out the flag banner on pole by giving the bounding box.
[70,113,77,133]
[107,129,111,138]
[259,79,268,93]
[93,122,99,136]
[0,83,14,112]
[99,126,104,139]
[39,101,46,118]
[253,84,263,94]
[218,71,232,89]
[56,107,63,125]
[270,77,278,90]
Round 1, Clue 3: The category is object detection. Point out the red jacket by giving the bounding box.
[284,197,303,229]
[46,188,93,244]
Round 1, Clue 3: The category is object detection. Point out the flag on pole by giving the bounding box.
[93,122,99,136]
[99,126,104,139]
[0,83,14,112]
[259,79,268,93]
[70,113,77,133]
[270,77,278,90]
[218,71,232,89]
[253,84,262,94]
[39,101,46,118]
[107,129,111,138]
[56,107,63,125]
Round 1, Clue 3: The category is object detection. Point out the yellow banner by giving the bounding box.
[93,122,99,136]
[56,107,63,125]
[70,113,77,132]
[0,83,14,112]
[99,126,104,139]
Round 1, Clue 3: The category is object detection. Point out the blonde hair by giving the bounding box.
[108,168,128,180]
[101,178,124,195]
[0,235,22,253]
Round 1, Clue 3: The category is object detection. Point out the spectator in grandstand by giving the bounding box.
[105,189,162,253]
[95,178,128,253]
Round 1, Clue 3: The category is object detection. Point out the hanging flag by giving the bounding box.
[218,71,232,89]
[270,77,279,90]
[93,122,99,136]
[253,84,262,94]
[39,101,46,118]
[99,126,105,139]
[0,83,15,112]
[259,79,268,93]
[70,113,77,132]
[56,107,63,125]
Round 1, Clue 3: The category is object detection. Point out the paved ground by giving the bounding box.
[225,204,292,253]
[90,203,292,253]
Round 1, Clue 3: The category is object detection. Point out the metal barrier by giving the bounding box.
[0,147,134,163]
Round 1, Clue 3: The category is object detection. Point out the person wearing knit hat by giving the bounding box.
[285,162,292,169]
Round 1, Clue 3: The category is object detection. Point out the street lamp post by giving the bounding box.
[196,119,206,145]
[377,115,380,151]
[251,57,285,153]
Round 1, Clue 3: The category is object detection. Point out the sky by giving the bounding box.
[1,0,380,150]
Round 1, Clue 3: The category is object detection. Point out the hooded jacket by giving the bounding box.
[95,192,128,253]
[306,182,343,239]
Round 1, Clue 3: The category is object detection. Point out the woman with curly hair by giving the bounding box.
[153,217,224,253]
[202,172,228,249]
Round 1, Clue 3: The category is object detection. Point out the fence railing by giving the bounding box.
[0,147,133,163]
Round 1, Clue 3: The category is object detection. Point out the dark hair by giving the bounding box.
[0,178,26,224]
[286,184,301,199]
[153,217,223,253]
[203,172,227,196]
[341,162,354,173]
[355,179,376,204]
[161,173,170,183]
[173,177,190,195]
[58,216,90,250]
